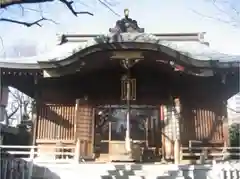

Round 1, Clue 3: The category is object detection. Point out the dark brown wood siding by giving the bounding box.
[75,100,95,158]
[181,98,225,145]
[36,104,75,142]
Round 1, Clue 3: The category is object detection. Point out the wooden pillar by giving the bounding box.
[222,99,230,160]
[174,139,180,164]
[32,76,40,145]
[162,105,173,160]
[223,117,229,144]
[74,138,80,163]
[0,67,3,124]
[75,97,95,159]
[160,105,166,161]
[174,98,181,140]
[223,100,230,146]
[0,135,3,145]
[174,97,181,164]
[74,99,79,142]
[0,68,9,125]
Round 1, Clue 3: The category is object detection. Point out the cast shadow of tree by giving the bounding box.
[100,164,214,179]
[42,104,74,129]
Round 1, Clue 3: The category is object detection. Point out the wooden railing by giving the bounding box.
[0,141,84,162]
[0,141,84,179]
[180,146,240,163]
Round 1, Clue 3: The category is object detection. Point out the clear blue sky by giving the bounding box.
[0,0,240,55]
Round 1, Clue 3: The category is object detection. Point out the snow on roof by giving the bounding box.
[165,41,240,62]
[0,42,86,64]
[0,33,239,64]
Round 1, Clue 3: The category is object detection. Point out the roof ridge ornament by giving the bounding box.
[124,8,129,18]
[109,9,145,33]
[57,9,208,44]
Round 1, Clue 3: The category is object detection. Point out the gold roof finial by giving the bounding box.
[124,8,129,18]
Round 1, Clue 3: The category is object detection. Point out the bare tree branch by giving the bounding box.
[0,17,57,27]
[59,0,93,16]
[193,0,240,27]
[0,0,93,16]
[7,103,19,119]
[0,0,121,28]
[7,88,33,123]
[0,0,53,8]
[0,0,94,27]
[211,0,240,24]
[98,0,120,17]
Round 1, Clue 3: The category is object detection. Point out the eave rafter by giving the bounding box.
[1,68,43,77]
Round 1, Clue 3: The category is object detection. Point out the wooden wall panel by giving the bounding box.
[193,109,223,142]
[75,101,95,158]
[162,105,174,159]
[181,100,224,145]
[161,95,225,160]
[37,104,75,141]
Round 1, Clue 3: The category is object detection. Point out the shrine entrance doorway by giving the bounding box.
[94,105,161,161]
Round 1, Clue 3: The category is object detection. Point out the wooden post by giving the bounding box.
[74,98,80,162]
[145,117,149,148]
[223,116,230,146]
[174,97,181,164]
[0,67,3,124]
[0,135,3,145]
[161,105,166,162]
[75,138,80,163]
[28,146,35,179]
[200,149,207,164]
[174,139,180,164]
[109,122,112,141]
[91,108,95,157]
[32,76,39,146]
[74,99,80,142]
[108,122,111,161]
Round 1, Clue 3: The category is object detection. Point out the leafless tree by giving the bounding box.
[0,0,119,27]
[7,88,33,125]
[193,0,240,27]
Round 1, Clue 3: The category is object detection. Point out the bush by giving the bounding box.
[229,124,240,147]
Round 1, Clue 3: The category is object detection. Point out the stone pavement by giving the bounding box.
[32,161,240,179]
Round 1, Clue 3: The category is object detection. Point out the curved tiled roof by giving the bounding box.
[0,33,239,69]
